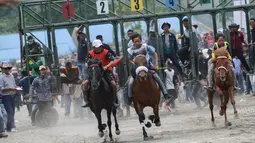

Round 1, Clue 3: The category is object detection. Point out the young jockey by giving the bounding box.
[127,33,169,102]
[82,40,119,108]
[204,33,239,91]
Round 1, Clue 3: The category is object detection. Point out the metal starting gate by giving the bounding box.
[18,0,255,89]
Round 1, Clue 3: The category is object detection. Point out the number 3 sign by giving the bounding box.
[96,0,109,15]
[166,0,177,8]
[131,0,144,11]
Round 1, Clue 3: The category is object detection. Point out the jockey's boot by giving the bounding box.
[81,90,91,108]
[112,86,120,108]
[204,64,214,91]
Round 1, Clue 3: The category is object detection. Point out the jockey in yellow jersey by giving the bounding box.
[204,33,239,91]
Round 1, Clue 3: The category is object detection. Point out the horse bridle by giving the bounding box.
[88,64,104,87]
[216,56,229,72]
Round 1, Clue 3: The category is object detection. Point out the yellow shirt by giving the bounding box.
[212,42,232,61]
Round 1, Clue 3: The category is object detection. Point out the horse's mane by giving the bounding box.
[87,58,103,69]
[134,54,147,66]
[214,48,229,58]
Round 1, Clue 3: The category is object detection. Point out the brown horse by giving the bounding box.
[132,55,161,140]
[207,48,238,127]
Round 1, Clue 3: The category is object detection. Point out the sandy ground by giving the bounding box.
[2,94,255,143]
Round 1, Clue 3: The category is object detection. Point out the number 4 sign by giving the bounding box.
[96,0,109,15]
[166,0,177,8]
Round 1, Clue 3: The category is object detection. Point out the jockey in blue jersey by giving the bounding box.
[127,33,169,103]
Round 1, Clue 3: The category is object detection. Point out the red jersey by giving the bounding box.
[89,49,113,71]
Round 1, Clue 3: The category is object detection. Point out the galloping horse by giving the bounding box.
[86,59,120,141]
[132,55,161,140]
[207,48,238,127]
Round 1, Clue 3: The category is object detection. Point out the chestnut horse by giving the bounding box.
[207,48,238,127]
[132,55,161,140]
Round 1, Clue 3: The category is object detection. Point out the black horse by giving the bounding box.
[86,59,120,141]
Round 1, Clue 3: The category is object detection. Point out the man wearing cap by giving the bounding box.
[22,36,42,60]
[161,22,183,76]
[148,27,157,48]
[0,63,17,132]
[82,40,119,108]
[229,23,251,73]
[178,17,200,66]
[96,35,117,57]
[29,65,56,126]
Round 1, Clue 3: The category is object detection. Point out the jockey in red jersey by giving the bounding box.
[82,40,119,108]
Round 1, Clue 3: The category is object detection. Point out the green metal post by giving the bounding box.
[155,18,164,79]
[120,21,129,82]
[187,1,198,79]
[52,29,60,93]
[85,24,90,45]
[144,0,148,14]
[212,12,217,40]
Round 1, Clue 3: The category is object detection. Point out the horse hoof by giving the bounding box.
[148,115,155,122]
[102,124,107,129]
[155,121,161,127]
[144,136,153,141]
[110,138,114,142]
[145,122,152,128]
[225,122,232,127]
[98,131,104,138]
[115,130,121,135]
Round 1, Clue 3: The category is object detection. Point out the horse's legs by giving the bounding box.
[135,103,151,140]
[229,87,238,117]
[112,107,120,135]
[106,109,113,141]
[223,93,231,127]
[153,104,161,127]
[95,111,105,138]
[207,90,216,127]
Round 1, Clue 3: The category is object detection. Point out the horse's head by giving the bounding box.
[214,48,230,82]
[215,56,229,82]
[134,55,148,81]
[87,59,103,90]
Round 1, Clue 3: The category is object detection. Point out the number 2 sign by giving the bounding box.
[96,0,109,15]
[166,0,177,8]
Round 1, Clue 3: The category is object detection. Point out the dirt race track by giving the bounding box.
[2,95,255,143]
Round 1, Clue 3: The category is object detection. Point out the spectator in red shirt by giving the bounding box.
[229,23,251,72]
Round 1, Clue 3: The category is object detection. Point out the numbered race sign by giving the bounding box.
[131,0,144,11]
[166,0,177,8]
[96,0,109,15]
